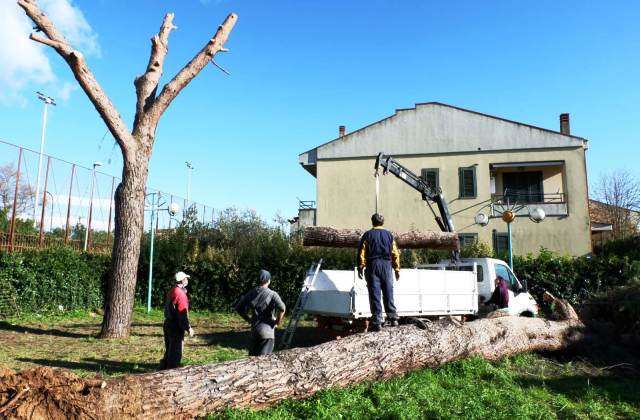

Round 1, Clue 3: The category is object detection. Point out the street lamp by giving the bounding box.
[475,204,546,269]
[185,161,194,205]
[84,161,102,251]
[145,194,180,312]
[34,92,56,223]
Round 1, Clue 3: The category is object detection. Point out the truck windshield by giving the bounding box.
[494,263,519,291]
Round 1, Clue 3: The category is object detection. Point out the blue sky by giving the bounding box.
[1,0,639,222]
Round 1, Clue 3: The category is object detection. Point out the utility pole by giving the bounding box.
[34,92,56,223]
[185,161,194,207]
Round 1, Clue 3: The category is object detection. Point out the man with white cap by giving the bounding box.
[159,271,194,370]
[235,269,286,356]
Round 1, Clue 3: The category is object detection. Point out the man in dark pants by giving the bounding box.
[357,213,401,332]
[236,269,286,356]
[159,271,194,370]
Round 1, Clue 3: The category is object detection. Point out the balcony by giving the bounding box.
[490,193,568,217]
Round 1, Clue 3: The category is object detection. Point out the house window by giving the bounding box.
[492,230,509,256]
[458,233,478,249]
[420,168,439,191]
[458,166,477,198]
[503,171,543,203]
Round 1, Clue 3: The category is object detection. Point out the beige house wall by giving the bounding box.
[316,147,591,256]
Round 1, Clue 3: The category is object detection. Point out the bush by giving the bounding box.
[0,248,110,313]
[513,248,640,305]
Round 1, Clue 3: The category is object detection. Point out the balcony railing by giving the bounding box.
[490,193,568,217]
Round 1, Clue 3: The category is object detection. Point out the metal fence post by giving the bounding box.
[38,156,51,246]
[64,164,75,244]
[8,148,23,253]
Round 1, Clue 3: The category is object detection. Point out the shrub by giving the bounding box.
[0,248,109,313]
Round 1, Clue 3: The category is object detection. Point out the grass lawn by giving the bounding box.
[1,310,638,419]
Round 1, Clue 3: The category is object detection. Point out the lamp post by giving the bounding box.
[84,161,102,251]
[34,92,56,223]
[475,205,545,269]
[145,195,180,312]
[185,161,194,206]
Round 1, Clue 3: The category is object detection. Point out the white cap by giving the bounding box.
[175,271,190,283]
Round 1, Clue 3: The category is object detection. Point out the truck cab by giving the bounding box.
[422,258,539,317]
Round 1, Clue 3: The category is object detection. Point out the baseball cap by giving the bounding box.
[175,271,191,283]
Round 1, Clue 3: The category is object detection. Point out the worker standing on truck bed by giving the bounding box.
[357,213,401,332]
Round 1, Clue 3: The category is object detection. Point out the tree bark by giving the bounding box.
[0,297,584,418]
[100,153,149,338]
[18,0,237,338]
[303,226,460,250]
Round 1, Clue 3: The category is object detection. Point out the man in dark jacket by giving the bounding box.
[236,269,286,356]
[357,213,401,332]
[159,271,194,370]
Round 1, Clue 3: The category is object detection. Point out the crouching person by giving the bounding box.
[159,271,194,370]
[236,269,286,356]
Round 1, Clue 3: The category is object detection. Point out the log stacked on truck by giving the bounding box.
[302,226,459,250]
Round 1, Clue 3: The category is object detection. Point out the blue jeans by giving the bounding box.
[365,259,398,325]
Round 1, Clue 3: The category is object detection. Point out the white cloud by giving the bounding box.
[56,81,77,102]
[0,0,100,105]
[0,1,54,105]
[40,0,101,57]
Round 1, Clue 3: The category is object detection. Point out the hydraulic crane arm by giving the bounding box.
[374,152,456,234]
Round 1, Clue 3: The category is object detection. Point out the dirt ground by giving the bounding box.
[0,310,337,378]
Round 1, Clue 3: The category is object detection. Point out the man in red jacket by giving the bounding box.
[159,271,194,370]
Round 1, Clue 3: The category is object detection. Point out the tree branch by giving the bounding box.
[18,0,135,156]
[133,13,176,135]
[150,13,237,122]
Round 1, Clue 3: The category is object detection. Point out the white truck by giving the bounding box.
[423,257,539,317]
[297,257,538,325]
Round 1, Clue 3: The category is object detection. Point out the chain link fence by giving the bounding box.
[0,139,216,254]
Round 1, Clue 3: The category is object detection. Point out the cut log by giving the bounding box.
[0,295,583,419]
[303,226,460,250]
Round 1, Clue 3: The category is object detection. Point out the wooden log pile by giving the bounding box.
[302,226,459,251]
[0,296,584,419]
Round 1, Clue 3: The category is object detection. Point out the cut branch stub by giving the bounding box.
[303,226,460,250]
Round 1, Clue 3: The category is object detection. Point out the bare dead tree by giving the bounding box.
[0,163,35,217]
[595,170,640,238]
[17,0,237,338]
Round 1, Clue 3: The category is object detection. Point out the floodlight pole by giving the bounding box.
[34,92,56,223]
[186,161,194,206]
[147,192,157,313]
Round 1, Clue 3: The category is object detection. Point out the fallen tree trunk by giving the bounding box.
[303,226,459,250]
[0,296,583,419]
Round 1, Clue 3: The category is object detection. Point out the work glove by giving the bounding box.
[188,327,194,337]
[395,271,400,281]
[357,267,364,279]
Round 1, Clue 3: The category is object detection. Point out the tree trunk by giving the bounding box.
[100,153,149,338]
[0,298,584,418]
[303,226,459,250]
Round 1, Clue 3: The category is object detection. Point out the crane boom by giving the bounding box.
[374,152,456,234]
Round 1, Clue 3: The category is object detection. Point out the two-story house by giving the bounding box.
[297,102,591,256]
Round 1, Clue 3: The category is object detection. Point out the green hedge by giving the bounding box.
[513,249,640,305]
[2,211,639,315]
[0,248,110,313]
